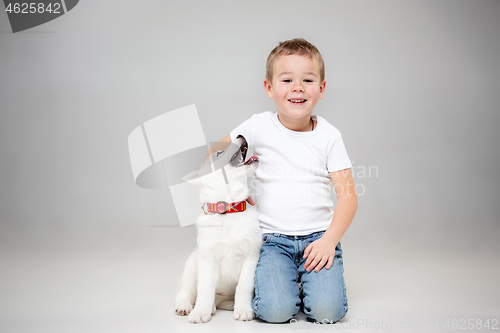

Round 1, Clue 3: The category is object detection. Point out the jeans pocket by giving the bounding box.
[262,233,273,243]
[335,242,343,258]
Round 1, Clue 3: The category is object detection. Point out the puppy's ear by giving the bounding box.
[182,171,200,187]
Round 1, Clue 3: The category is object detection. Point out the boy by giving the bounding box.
[215,38,357,323]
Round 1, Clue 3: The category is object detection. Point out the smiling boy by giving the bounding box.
[263,46,326,132]
[216,38,357,323]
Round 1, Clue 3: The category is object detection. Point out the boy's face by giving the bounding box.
[264,54,326,123]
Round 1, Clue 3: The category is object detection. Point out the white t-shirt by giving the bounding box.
[230,112,352,235]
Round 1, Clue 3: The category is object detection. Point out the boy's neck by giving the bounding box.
[277,114,315,132]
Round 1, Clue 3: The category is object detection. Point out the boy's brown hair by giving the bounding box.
[266,38,325,83]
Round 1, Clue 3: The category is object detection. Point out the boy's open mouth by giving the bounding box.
[288,99,307,104]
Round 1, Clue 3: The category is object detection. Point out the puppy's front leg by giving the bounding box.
[188,253,219,323]
[175,251,197,316]
[233,251,259,321]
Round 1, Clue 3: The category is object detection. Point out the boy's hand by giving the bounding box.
[303,236,336,272]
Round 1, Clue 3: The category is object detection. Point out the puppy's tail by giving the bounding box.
[217,301,235,311]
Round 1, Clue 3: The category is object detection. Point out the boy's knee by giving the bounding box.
[306,298,347,323]
[256,304,298,323]
[253,294,299,323]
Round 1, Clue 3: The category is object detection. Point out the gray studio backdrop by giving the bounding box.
[0,0,499,331]
[1,0,498,238]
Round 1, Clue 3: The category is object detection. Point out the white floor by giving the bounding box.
[1,222,499,333]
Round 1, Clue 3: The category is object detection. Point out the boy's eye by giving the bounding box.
[282,79,291,83]
[304,79,313,82]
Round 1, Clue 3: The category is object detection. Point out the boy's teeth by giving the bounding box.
[290,99,306,103]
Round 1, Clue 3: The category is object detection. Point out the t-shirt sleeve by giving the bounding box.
[327,133,352,173]
[229,115,254,149]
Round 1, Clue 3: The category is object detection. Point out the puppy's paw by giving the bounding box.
[175,301,193,316]
[188,308,212,323]
[233,306,255,321]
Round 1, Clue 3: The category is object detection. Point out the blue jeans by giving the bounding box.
[252,231,348,323]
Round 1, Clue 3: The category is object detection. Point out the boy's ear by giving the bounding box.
[263,79,274,98]
[319,79,326,99]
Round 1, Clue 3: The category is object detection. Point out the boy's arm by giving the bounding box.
[303,168,358,272]
[205,134,231,158]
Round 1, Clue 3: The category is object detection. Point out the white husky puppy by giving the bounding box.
[175,136,262,323]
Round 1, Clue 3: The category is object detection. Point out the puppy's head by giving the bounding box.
[183,136,259,203]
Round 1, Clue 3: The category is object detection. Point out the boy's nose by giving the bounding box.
[291,84,305,92]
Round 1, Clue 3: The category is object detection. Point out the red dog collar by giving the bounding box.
[202,201,247,215]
